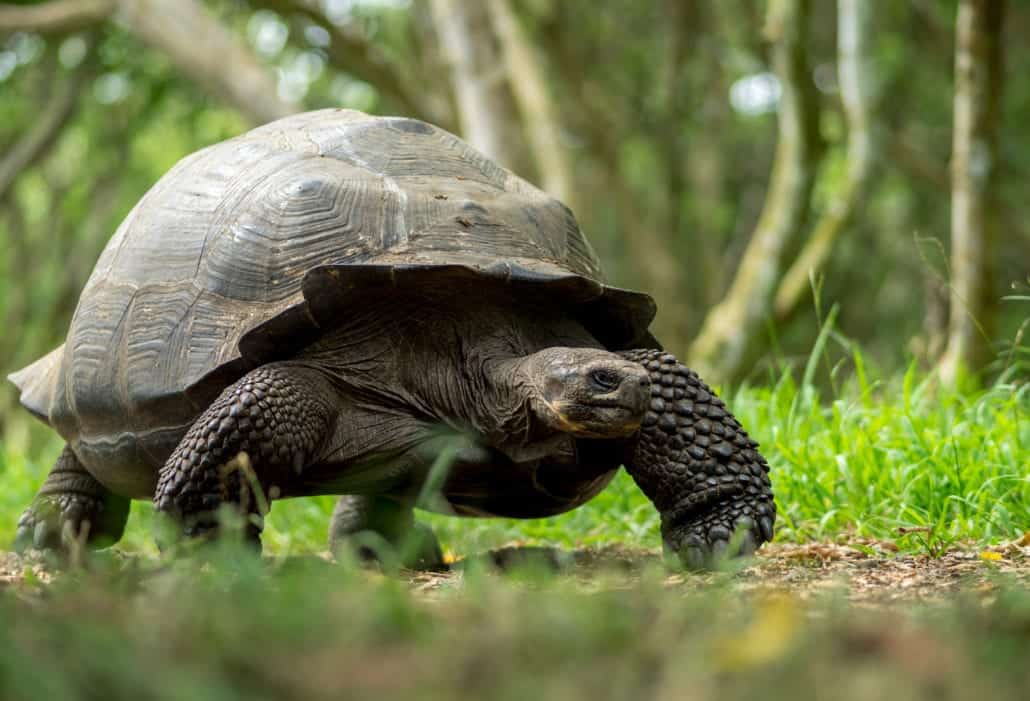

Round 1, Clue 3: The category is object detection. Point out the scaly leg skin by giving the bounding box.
[154,363,335,546]
[14,445,130,553]
[329,495,445,571]
[618,350,776,569]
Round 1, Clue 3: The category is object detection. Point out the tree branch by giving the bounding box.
[0,0,113,35]
[0,59,87,202]
[2,1,296,126]
[249,0,444,124]
[115,0,296,125]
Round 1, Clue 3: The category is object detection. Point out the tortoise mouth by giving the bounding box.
[547,400,644,438]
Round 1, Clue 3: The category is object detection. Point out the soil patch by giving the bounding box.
[3,540,1027,603]
[408,539,1030,603]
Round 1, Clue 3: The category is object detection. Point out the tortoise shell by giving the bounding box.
[10,109,656,494]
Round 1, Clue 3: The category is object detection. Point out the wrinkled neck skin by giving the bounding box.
[297,291,602,462]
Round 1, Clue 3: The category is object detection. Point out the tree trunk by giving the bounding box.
[253,0,446,125]
[939,0,1003,385]
[486,0,577,213]
[689,0,821,382]
[529,13,687,348]
[427,0,521,169]
[774,0,878,319]
[115,0,297,125]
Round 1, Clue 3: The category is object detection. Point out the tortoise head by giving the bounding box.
[521,348,651,438]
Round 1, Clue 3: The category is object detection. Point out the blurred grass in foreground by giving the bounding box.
[0,364,1027,556]
[0,364,1026,701]
[1,549,1029,701]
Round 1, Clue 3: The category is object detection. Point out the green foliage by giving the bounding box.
[740,372,1029,548]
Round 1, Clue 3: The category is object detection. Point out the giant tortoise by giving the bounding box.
[9,109,775,568]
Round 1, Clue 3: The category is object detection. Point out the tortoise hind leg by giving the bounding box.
[329,495,444,570]
[14,445,130,552]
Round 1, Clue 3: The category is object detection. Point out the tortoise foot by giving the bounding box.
[15,492,129,553]
[154,363,334,548]
[16,496,85,552]
[14,447,129,553]
[329,495,446,571]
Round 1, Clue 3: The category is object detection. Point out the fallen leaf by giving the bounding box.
[714,595,800,669]
[979,551,1003,562]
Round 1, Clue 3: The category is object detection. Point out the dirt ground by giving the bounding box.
[722,541,1030,604]
[3,538,1027,603]
[408,539,1030,604]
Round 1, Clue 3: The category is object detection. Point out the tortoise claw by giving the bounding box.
[759,516,775,543]
[13,504,60,552]
[737,530,758,556]
[13,524,34,553]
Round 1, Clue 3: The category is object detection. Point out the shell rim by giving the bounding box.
[237,260,659,363]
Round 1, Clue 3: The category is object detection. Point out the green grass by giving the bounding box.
[1,366,1028,701]
[1,366,1027,556]
[2,550,1030,701]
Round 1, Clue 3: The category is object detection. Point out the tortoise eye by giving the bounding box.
[588,369,622,392]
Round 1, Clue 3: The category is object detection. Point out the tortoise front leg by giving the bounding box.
[154,363,335,545]
[15,445,130,552]
[617,350,776,568]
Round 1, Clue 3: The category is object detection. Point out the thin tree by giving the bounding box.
[689,0,822,382]
[939,0,1004,385]
[117,0,297,124]
[774,0,878,320]
[0,0,296,125]
[427,0,521,168]
[486,0,577,213]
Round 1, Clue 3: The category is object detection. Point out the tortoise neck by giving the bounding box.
[393,298,597,461]
[298,293,600,459]
[401,320,550,460]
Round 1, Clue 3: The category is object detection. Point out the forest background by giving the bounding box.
[0,0,1026,541]
[0,5,1028,699]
